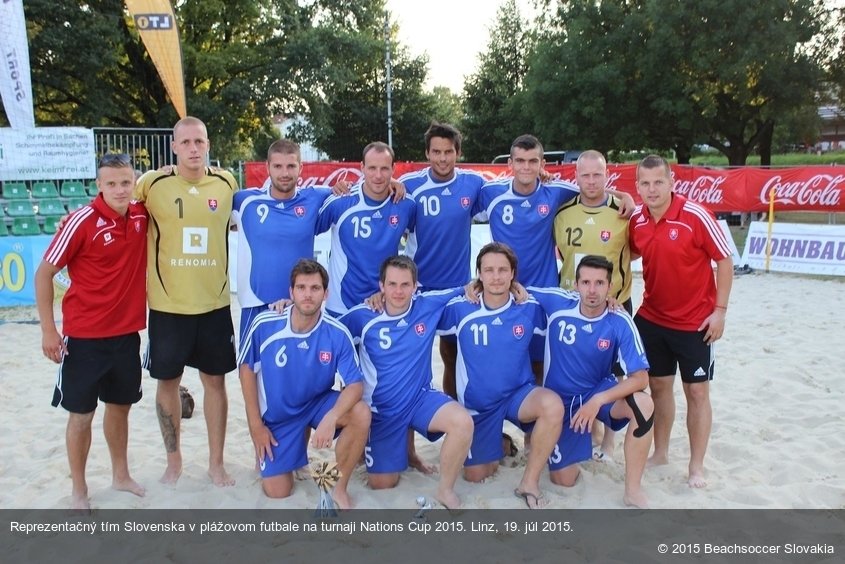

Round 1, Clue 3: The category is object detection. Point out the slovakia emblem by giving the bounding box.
[669,228,679,241]
[415,323,426,336]
[513,324,525,339]
[294,206,306,217]
[134,220,142,232]
[460,196,470,209]
[537,204,550,217]
[600,230,611,242]
[319,351,332,365]
[389,214,400,228]
[208,198,218,211]
[597,338,611,351]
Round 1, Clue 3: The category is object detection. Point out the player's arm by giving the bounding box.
[698,256,733,344]
[570,369,649,432]
[35,260,67,363]
[239,363,278,462]
[606,189,636,218]
[312,381,364,449]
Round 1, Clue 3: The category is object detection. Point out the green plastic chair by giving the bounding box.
[42,216,62,235]
[1,182,29,200]
[86,181,99,197]
[66,197,92,212]
[38,199,67,216]
[0,223,8,236]
[61,181,87,197]
[11,216,42,236]
[32,181,59,199]
[5,199,36,217]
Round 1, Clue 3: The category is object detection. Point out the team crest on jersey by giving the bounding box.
[597,338,611,351]
[537,204,550,217]
[460,196,470,209]
[415,323,426,336]
[600,230,611,242]
[669,228,679,240]
[513,324,525,339]
[319,351,332,365]
[294,206,306,217]
[135,220,142,232]
[389,214,400,228]
[208,198,218,211]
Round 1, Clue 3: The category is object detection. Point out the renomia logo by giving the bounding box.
[134,14,173,30]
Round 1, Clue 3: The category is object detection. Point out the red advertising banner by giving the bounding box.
[244,161,845,213]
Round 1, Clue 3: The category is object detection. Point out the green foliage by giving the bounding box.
[460,0,535,162]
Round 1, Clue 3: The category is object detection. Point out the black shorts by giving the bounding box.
[52,333,142,413]
[144,306,236,380]
[611,299,634,378]
[634,314,714,383]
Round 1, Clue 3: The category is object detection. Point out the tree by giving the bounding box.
[460,0,534,162]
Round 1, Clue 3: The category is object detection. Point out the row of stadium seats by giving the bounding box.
[0,216,62,236]
[3,197,94,217]
[2,180,98,200]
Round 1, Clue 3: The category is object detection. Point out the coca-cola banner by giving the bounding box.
[243,162,845,213]
[741,222,845,276]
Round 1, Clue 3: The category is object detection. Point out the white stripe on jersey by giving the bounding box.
[44,206,94,265]
[683,201,732,257]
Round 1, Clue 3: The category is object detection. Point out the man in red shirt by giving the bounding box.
[36,153,148,511]
[629,155,733,488]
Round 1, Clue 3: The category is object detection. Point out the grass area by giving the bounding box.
[689,151,845,167]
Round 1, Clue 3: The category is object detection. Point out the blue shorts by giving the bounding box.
[466,383,535,466]
[259,390,340,478]
[238,304,268,347]
[548,377,629,471]
[366,389,453,474]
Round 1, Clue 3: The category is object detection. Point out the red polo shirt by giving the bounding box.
[629,194,731,331]
[43,194,148,338]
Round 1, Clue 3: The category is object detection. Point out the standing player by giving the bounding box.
[439,243,563,509]
[339,256,473,510]
[232,139,332,339]
[238,260,370,508]
[134,116,238,487]
[35,153,147,510]
[317,142,416,317]
[530,255,654,508]
[400,123,486,401]
[630,155,733,488]
[554,149,633,459]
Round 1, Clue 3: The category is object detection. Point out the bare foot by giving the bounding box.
[409,453,437,475]
[435,488,461,511]
[646,453,668,467]
[159,463,182,484]
[208,465,235,487]
[688,469,707,488]
[332,489,354,510]
[70,491,91,512]
[623,490,650,509]
[514,488,548,509]
[113,477,146,497]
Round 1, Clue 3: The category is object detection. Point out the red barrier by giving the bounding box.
[244,161,845,213]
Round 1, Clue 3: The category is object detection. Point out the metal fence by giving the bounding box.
[93,127,174,172]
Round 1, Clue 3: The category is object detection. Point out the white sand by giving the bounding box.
[1,272,844,510]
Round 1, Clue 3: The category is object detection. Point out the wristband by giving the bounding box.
[715,305,727,311]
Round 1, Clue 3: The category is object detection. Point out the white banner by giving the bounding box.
[0,127,96,180]
[0,0,35,128]
[741,221,845,276]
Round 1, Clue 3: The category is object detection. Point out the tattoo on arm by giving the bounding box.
[157,402,178,453]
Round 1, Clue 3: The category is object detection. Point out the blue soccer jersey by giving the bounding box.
[529,286,650,396]
[400,167,486,290]
[231,186,331,307]
[438,295,546,412]
[237,307,363,424]
[476,179,578,286]
[316,185,416,315]
[339,288,461,416]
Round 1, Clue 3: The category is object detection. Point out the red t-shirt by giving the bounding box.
[629,194,731,331]
[43,195,148,338]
